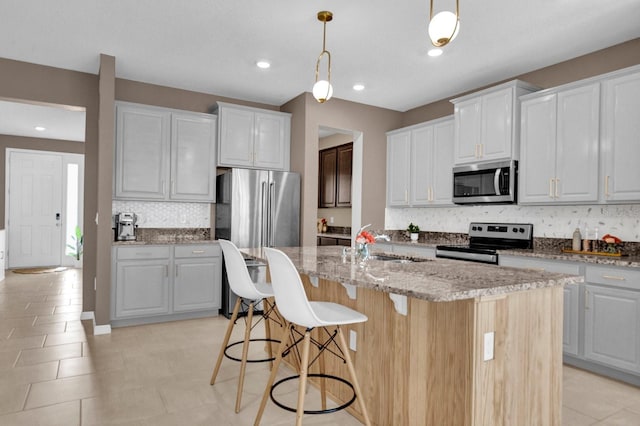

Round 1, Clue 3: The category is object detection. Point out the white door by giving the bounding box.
[8,151,63,268]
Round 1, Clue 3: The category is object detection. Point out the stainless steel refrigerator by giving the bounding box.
[216,168,300,317]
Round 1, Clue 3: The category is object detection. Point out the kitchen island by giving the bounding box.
[241,246,583,426]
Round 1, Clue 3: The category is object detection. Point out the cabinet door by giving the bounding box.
[584,284,640,372]
[555,84,600,203]
[563,282,580,356]
[481,87,513,161]
[519,94,558,204]
[601,71,640,201]
[218,106,254,167]
[336,144,353,207]
[115,104,170,199]
[410,125,433,206]
[115,260,170,318]
[387,131,411,206]
[454,98,482,164]
[431,119,455,205]
[170,113,217,202]
[254,112,289,170]
[318,148,337,207]
[173,257,221,312]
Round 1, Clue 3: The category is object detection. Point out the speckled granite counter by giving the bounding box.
[316,232,350,240]
[499,248,640,268]
[112,227,216,246]
[240,245,581,302]
[112,239,218,246]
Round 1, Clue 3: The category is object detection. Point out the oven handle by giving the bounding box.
[494,169,501,195]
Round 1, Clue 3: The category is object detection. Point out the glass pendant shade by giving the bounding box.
[428,10,459,47]
[313,80,333,103]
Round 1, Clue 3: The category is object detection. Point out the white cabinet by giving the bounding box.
[112,244,222,324]
[563,282,580,356]
[387,117,454,207]
[584,265,640,373]
[114,102,217,202]
[519,83,600,204]
[217,102,291,171]
[601,68,640,202]
[451,80,539,165]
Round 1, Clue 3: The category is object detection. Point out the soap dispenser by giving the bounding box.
[572,228,582,251]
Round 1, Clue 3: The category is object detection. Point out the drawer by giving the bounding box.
[116,246,171,260]
[586,265,640,290]
[174,244,221,258]
[499,255,582,275]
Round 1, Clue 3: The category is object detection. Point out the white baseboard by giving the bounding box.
[80,310,112,335]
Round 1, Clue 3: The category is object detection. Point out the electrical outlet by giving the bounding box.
[349,329,357,351]
[94,277,97,291]
[330,216,334,224]
[483,331,494,361]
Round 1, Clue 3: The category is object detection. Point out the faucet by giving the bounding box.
[374,232,391,242]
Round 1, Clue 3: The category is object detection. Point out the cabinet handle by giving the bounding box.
[549,178,554,198]
[555,178,559,198]
[429,186,433,202]
[605,175,610,198]
[192,250,205,254]
[526,267,546,272]
[585,289,590,310]
[602,274,626,281]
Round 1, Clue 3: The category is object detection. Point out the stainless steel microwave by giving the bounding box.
[452,160,517,204]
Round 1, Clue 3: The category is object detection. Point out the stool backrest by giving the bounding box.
[219,239,263,301]
[264,248,318,328]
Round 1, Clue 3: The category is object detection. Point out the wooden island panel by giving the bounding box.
[277,275,563,426]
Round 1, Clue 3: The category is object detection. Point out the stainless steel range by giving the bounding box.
[435,222,533,264]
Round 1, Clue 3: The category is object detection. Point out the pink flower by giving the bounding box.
[356,230,375,245]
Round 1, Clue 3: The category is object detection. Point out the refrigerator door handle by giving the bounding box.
[269,182,276,246]
[261,181,268,247]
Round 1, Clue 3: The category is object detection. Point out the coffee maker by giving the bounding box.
[114,212,138,241]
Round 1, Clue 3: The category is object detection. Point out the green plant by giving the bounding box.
[67,226,83,261]
[406,223,420,233]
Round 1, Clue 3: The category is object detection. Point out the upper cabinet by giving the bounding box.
[216,102,291,171]
[319,143,352,208]
[519,83,600,204]
[451,80,539,165]
[387,116,454,207]
[601,69,640,202]
[114,102,217,202]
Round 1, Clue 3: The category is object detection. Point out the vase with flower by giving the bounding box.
[355,229,376,262]
[317,218,328,233]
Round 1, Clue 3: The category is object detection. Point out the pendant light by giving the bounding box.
[312,11,333,103]
[428,0,460,47]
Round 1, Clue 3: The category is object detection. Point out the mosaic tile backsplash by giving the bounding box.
[112,201,210,228]
[385,204,640,242]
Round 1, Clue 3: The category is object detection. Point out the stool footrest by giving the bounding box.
[269,373,356,415]
[223,338,280,363]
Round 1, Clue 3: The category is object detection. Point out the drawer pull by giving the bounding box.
[601,274,626,281]
[192,250,206,254]
[526,267,546,272]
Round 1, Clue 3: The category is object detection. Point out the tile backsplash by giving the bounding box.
[112,201,210,228]
[385,204,640,242]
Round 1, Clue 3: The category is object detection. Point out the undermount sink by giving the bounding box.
[368,254,428,264]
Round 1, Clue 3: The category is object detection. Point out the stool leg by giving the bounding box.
[296,329,312,426]
[318,331,327,410]
[235,302,254,413]
[254,321,291,426]
[337,327,371,426]
[264,299,274,369]
[210,297,242,385]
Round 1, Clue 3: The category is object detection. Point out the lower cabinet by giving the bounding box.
[563,282,580,356]
[317,236,350,246]
[112,243,221,325]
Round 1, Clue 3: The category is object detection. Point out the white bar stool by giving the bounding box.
[254,247,371,426]
[210,239,282,413]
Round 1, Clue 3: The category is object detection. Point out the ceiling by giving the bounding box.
[1,0,640,117]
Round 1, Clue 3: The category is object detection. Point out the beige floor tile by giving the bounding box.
[27,300,70,309]
[23,304,57,316]
[34,312,82,324]
[563,406,598,426]
[17,342,82,366]
[25,374,101,409]
[0,350,20,370]
[9,321,67,338]
[80,387,167,425]
[0,400,80,426]
[0,360,59,385]
[0,334,45,353]
[0,382,30,415]
[595,409,640,425]
[58,353,125,379]
[44,330,88,347]
[53,305,82,314]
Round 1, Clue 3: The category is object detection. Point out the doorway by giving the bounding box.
[5,148,84,268]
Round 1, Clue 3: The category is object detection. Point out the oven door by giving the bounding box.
[452,160,517,204]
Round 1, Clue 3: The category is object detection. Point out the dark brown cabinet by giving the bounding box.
[317,237,351,246]
[319,142,352,208]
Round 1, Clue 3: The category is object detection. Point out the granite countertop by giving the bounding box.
[112,239,219,246]
[317,232,351,240]
[240,246,582,302]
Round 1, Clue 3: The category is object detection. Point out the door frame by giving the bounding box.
[4,148,85,268]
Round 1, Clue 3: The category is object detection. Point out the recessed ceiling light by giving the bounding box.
[256,60,271,69]
[353,84,365,91]
[35,126,46,131]
[428,48,443,57]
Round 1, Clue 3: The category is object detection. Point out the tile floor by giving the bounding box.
[1,268,639,425]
